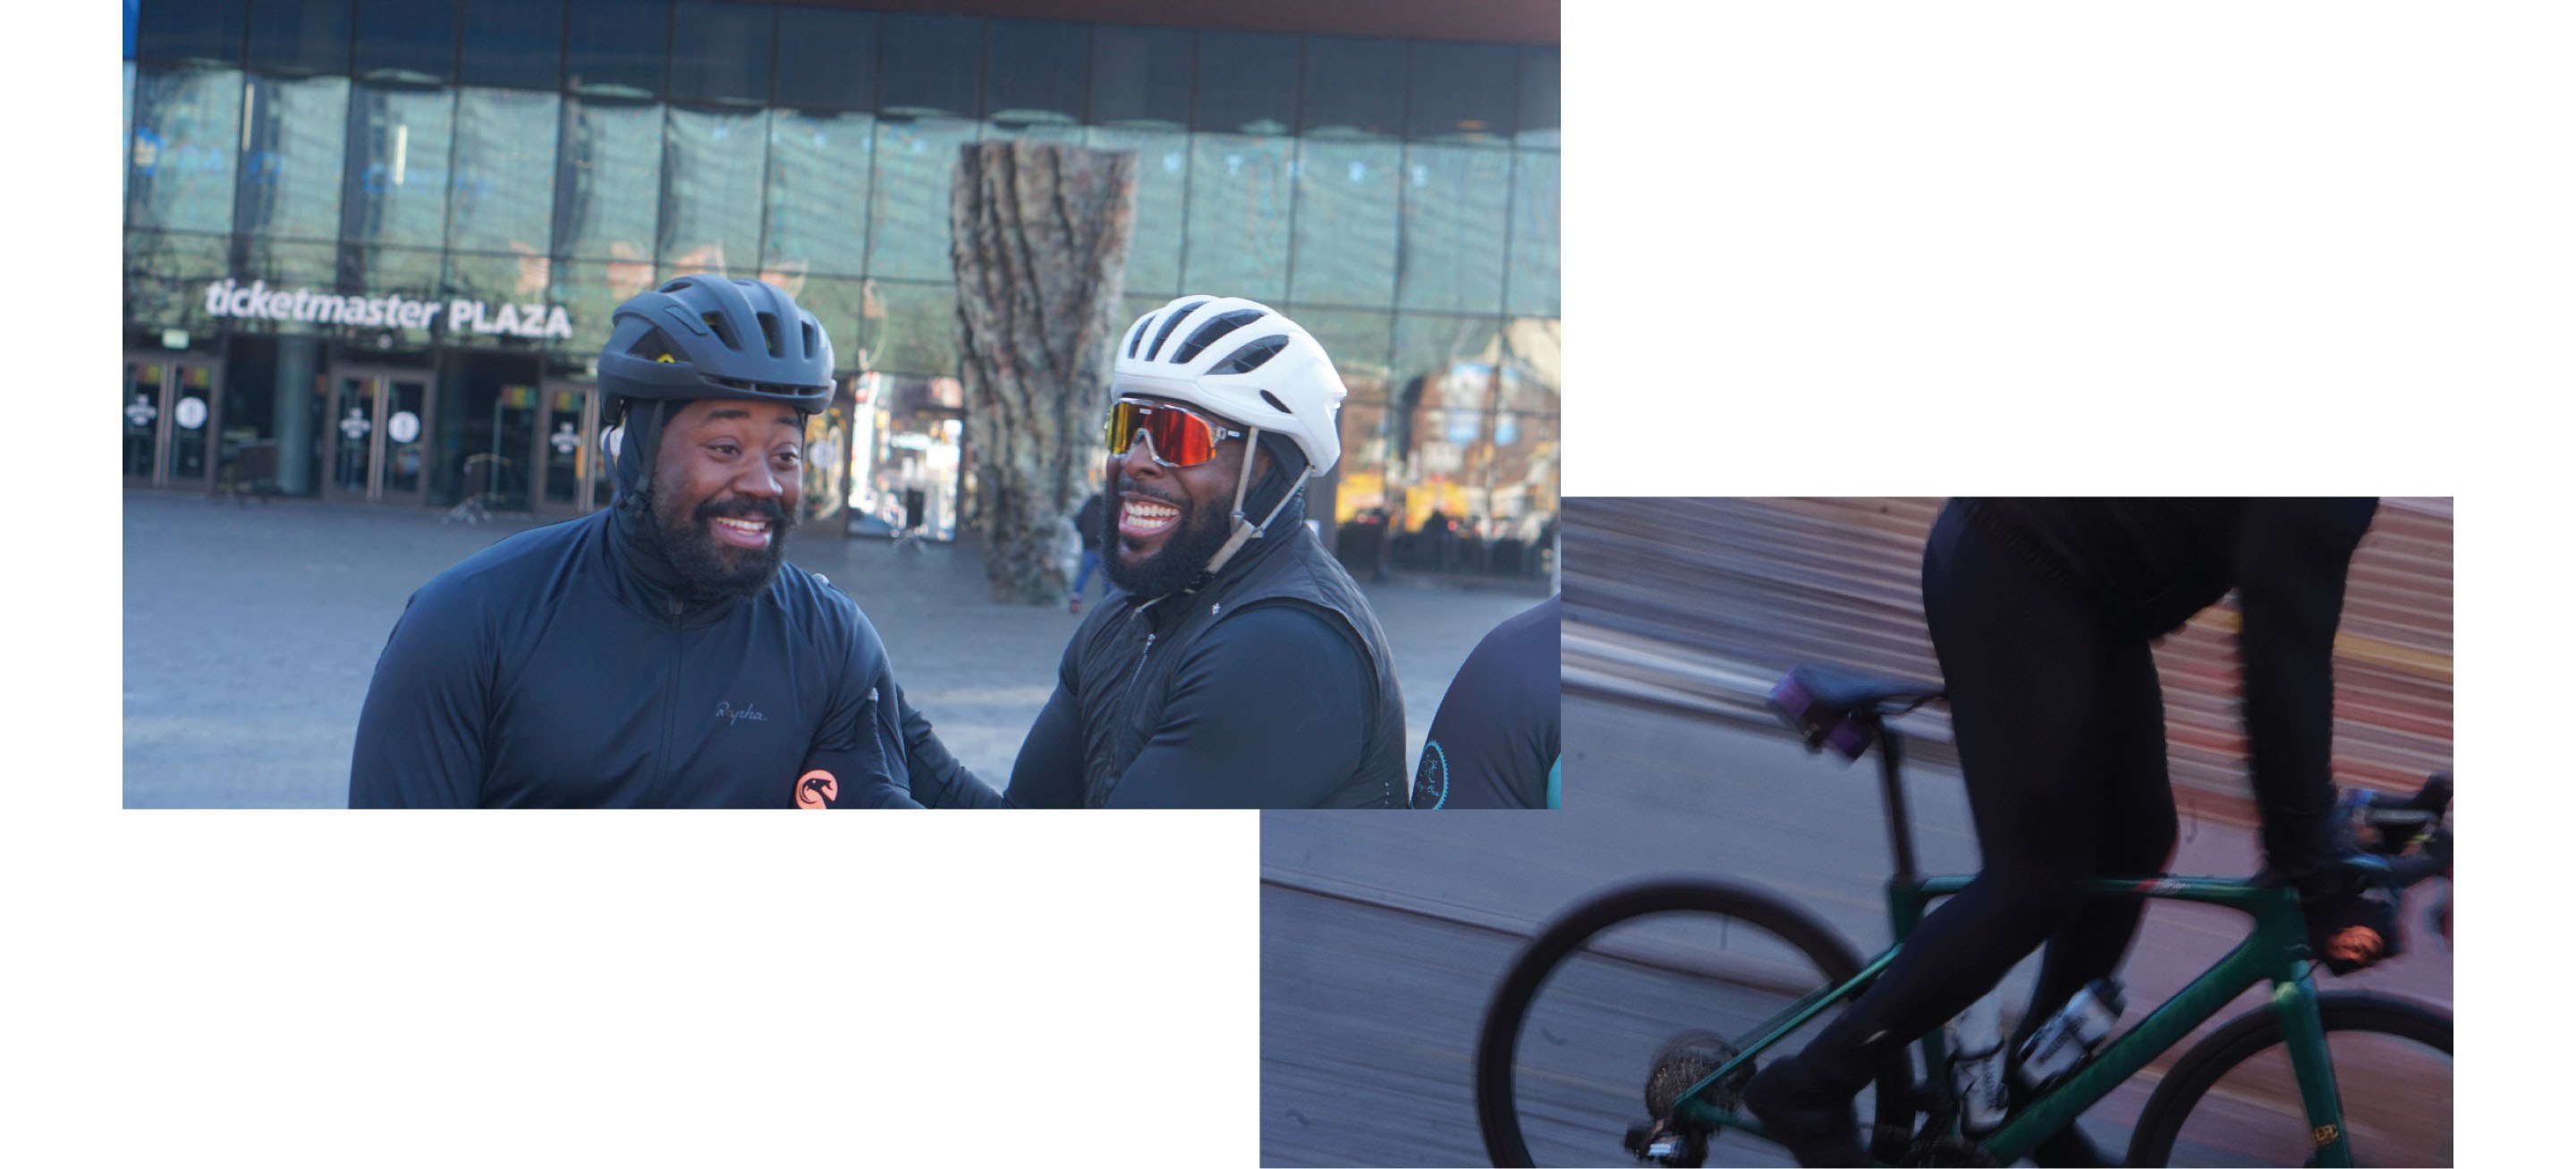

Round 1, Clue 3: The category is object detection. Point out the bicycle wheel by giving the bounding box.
[2126,992,2452,1167]
[1474,879,1916,1167]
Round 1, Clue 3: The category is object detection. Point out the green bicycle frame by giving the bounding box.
[1668,873,2355,1167]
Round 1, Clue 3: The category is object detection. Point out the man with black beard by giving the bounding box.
[349,275,919,808]
[963,296,1409,808]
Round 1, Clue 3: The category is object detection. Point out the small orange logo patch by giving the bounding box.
[795,769,838,809]
[2325,926,2383,966]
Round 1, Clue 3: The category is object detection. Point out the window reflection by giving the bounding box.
[459,0,564,91]
[860,279,960,377]
[248,0,353,75]
[1193,30,1296,134]
[137,0,248,65]
[669,2,772,106]
[1292,140,1402,308]
[867,118,978,281]
[238,73,350,241]
[880,14,982,119]
[1506,150,1559,318]
[1398,143,1512,314]
[847,372,967,541]
[1183,134,1292,301]
[1082,126,1188,296]
[448,87,560,254]
[985,20,1087,130]
[354,0,459,84]
[565,0,668,97]
[554,98,664,262]
[129,66,243,233]
[1089,26,1191,130]
[660,106,767,271]
[343,83,453,249]
[1377,314,1558,576]
[445,249,556,349]
[765,112,873,277]
[1517,46,1560,149]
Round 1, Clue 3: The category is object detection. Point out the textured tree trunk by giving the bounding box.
[950,141,1139,604]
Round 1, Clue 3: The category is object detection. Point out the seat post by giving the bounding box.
[1877,721,1920,883]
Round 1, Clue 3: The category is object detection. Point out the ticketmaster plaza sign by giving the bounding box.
[201,279,573,340]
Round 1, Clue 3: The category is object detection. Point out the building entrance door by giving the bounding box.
[532,381,604,516]
[322,367,436,505]
[123,352,225,489]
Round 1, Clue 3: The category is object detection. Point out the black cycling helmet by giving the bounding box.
[599,275,837,503]
[599,274,837,420]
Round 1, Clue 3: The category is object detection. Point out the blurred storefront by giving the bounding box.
[122,0,1558,576]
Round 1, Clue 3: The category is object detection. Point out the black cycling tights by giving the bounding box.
[1794,501,2180,1094]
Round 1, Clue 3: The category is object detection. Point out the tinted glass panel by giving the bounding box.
[1504,150,1558,318]
[880,14,980,119]
[139,0,245,64]
[246,0,350,73]
[126,228,232,283]
[867,117,978,280]
[1408,40,1515,143]
[126,230,232,332]
[1082,126,1186,296]
[1291,140,1401,308]
[985,20,1086,128]
[1182,134,1292,301]
[444,249,559,346]
[1517,45,1558,148]
[1193,31,1296,135]
[660,106,767,270]
[765,112,874,278]
[554,99,664,262]
[670,1,771,106]
[566,0,667,97]
[761,273,865,374]
[353,0,456,82]
[546,258,657,354]
[236,73,350,240]
[343,244,446,344]
[1397,143,1510,313]
[1088,26,1189,130]
[1300,37,1403,138]
[128,66,244,233]
[460,0,562,90]
[1388,313,1504,528]
[1282,307,1393,399]
[774,6,875,113]
[343,84,454,248]
[862,280,959,377]
[448,88,561,253]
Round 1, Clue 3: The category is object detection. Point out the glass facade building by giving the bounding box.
[123,0,1558,577]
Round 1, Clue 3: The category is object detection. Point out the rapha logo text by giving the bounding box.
[712,701,768,725]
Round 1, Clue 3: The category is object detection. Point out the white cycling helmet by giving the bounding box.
[1112,295,1345,477]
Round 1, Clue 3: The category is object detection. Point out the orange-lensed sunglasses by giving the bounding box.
[1104,398,1246,468]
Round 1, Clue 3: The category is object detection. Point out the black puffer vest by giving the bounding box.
[1071,522,1406,808]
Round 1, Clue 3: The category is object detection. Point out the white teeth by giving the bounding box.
[1124,500,1177,521]
[714,516,766,531]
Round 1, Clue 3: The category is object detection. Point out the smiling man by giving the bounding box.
[988,296,1408,808]
[348,275,919,808]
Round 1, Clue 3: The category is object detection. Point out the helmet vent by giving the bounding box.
[1173,309,1267,363]
[699,312,738,350]
[756,312,784,358]
[1212,334,1289,375]
[1258,390,1291,414]
[801,319,818,360]
[629,327,682,360]
[1124,315,1150,358]
[1145,299,1208,360]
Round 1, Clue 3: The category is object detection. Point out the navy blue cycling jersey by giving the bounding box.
[348,504,915,809]
[1413,595,1562,809]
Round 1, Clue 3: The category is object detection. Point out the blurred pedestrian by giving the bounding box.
[1069,488,1106,614]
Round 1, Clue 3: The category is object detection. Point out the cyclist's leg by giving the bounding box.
[1747,502,2123,1159]
[2012,635,2179,1048]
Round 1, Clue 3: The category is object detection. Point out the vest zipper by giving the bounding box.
[654,596,682,805]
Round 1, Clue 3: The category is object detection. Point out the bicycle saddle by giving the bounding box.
[1769,665,1945,760]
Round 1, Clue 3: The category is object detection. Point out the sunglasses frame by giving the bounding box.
[1105,396,1248,469]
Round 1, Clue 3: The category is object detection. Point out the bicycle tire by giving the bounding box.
[1473,878,1915,1167]
[2125,992,2452,1167]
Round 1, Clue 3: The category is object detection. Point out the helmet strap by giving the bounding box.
[1199,426,1301,581]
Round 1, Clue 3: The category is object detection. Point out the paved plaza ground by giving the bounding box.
[122,489,1547,808]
